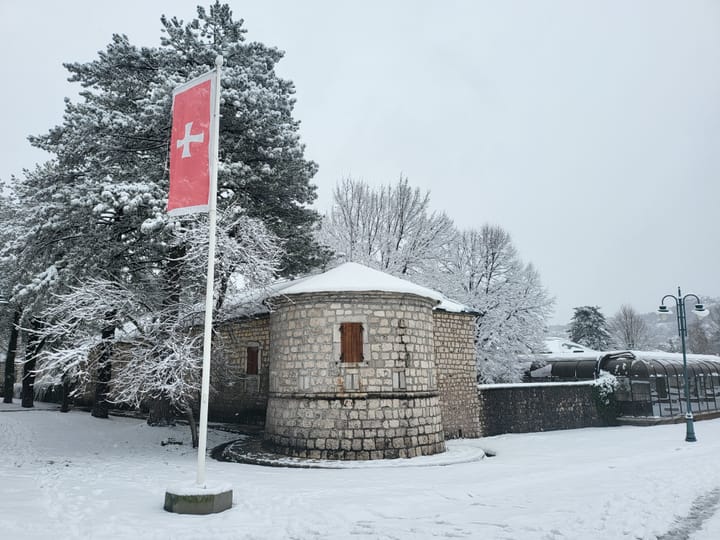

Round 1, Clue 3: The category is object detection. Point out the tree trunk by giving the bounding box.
[147,397,175,426]
[91,315,115,419]
[163,245,185,311]
[143,245,185,427]
[21,318,43,408]
[184,406,199,448]
[3,307,21,404]
[214,262,237,313]
[60,377,71,413]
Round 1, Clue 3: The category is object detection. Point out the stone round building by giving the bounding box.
[261,262,478,460]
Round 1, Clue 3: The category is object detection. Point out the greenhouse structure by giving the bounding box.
[539,350,720,419]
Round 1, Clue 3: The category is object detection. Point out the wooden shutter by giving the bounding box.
[340,323,364,363]
[246,346,259,375]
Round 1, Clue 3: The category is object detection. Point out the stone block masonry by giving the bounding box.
[264,291,447,459]
[209,315,270,424]
[477,382,602,436]
[433,310,481,438]
[265,394,445,459]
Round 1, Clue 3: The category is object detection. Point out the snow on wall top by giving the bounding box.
[272,262,471,314]
[522,338,601,363]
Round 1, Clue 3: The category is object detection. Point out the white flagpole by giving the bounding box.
[196,55,223,487]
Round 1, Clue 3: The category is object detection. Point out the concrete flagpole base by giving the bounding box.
[164,483,233,514]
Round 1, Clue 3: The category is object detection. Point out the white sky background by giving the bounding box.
[1,1,718,325]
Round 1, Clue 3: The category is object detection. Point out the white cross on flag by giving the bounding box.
[167,71,216,216]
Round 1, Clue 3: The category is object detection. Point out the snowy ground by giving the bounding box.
[2,402,720,539]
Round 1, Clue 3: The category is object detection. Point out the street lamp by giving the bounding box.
[658,287,709,442]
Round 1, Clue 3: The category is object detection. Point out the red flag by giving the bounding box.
[167,72,215,216]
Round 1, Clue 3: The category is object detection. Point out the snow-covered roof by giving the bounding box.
[533,337,601,361]
[533,341,720,368]
[218,262,473,318]
[609,350,720,364]
[541,337,598,355]
[271,262,472,314]
[539,339,720,364]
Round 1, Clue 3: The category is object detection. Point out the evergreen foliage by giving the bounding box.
[3,2,317,420]
[22,2,323,279]
[591,370,621,425]
[568,306,612,351]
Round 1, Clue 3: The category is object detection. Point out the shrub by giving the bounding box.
[592,370,621,425]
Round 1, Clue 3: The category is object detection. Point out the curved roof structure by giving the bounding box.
[218,262,474,320]
[273,262,472,313]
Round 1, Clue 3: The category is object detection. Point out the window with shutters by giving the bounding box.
[333,319,369,365]
[246,345,259,375]
[339,322,364,363]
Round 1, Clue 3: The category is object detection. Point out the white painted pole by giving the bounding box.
[196,55,223,487]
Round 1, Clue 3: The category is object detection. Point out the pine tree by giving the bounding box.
[34,209,281,434]
[7,2,314,422]
[568,306,612,351]
[24,2,323,279]
[0,187,19,402]
[0,183,63,406]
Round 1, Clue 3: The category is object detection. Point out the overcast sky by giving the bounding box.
[1,1,718,325]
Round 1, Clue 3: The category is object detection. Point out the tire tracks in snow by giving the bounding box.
[656,487,720,540]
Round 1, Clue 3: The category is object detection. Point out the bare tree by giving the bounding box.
[34,209,281,440]
[435,225,554,383]
[318,176,454,276]
[688,319,712,354]
[320,180,554,383]
[709,306,720,355]
[609,304,649,350]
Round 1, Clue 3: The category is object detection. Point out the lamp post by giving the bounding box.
[658,287,709,442]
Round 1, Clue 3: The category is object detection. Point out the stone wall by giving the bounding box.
[477,382,602,436]
[265,394,445,459]
[264,291,446,459]
[433,310,481,438]
[209,315,270,424]
[267,292,439,395]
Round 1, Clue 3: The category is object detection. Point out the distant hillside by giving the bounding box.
[547,297,719,355]
[546,324,568,338]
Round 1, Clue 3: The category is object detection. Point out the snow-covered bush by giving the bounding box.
[591,370,621,425]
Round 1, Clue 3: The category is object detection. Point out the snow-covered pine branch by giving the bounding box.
[109,331,202,411]
[163,204,282,310]
[568,306,612,351]
[34,200,281,421]
[33,280,200,419]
